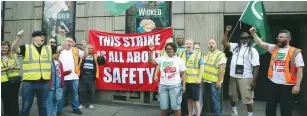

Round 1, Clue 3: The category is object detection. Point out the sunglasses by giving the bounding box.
[195,48,200,49]
[49,41,56,43]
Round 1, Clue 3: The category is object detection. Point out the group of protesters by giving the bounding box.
[1,30,105,116]
[148,25,304,116]
[1,24,304,116]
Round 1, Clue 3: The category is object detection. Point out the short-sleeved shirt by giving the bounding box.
[267,44,305,85]
[59,48,84,80]
[229,43,260,78]
[155,56,186,85]
[19,44,57,57]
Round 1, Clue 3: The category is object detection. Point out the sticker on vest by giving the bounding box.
[275,60,285,72]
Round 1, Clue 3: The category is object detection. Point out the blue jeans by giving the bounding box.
[209,82,221,116]
[57,80,79,112]
[158,84,182,110]
[46,88,63,116]
[20,81,49,116]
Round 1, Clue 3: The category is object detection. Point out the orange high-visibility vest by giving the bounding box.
[72,47,80,74]
[268,45,301,84]
[76,55,100,79]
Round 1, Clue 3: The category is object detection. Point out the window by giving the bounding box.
[42,1,76,45]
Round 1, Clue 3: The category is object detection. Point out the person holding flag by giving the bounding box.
[250,27,304,116]
[222,25,260,116]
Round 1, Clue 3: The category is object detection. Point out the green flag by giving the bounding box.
[103,1,136,16]
[239,1,272,55]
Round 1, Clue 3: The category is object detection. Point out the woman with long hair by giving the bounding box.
[1,41,21,116]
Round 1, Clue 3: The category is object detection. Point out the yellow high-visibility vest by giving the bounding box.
[180,51,202,83]
[23,44,52,80]
[160,50,168,57]
[203,50,225,82]
[1,54,20,82]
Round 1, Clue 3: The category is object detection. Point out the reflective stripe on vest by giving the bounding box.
[180,51,201,83]
[76,54,100,79]
[23,44,52,80]
[1,54,20,82]
[268,46,301,84]
[202,51,224,82]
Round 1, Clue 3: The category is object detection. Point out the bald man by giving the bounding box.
[202,39,226,116]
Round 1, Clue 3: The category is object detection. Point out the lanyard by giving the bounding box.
[206,51,217,62]
[235,47,248,65]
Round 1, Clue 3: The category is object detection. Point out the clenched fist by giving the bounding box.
[17,30,24,36]
[226,25,232,31]
[250,27,256,34]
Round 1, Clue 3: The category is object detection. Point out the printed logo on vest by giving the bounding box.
[42,54,48,59]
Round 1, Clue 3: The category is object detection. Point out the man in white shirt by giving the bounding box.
[222,25,260,116]
[250,27,304,116]
[57,37,86,115]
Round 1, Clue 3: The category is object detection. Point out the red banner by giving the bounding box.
[88,28,172,91]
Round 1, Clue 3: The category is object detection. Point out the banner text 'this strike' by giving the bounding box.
[98,34,161,47]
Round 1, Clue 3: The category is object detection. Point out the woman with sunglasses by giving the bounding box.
[148,42,187,116]
[1,41,21,116]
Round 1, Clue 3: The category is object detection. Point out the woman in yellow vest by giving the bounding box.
[1,41,21,116]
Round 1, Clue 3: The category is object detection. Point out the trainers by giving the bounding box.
[89,104,94,110]
[73,109,83,115]
[79,104,85,109]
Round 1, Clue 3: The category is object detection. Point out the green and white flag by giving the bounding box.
[239,1,272,55]
[104,1,136,16]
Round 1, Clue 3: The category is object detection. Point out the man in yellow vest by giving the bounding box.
[203,39,227,116]
[179,39,204,116]
[11,30,67,116]
[57,37,86,115]
[250,27,304,116]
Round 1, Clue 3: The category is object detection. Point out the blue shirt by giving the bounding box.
[177,46,186,52]
[186,50,204,65]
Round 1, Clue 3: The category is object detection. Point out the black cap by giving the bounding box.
[240,32,252,39]
[31,31,46,37]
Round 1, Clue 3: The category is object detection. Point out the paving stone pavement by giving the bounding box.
[1,97,301,116]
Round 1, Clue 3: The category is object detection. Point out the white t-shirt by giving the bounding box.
[59,48,84,80]
[155,56,186,85]
[268,44,305,85]
[229,43,260,78]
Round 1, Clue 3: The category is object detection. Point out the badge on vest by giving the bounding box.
[235,65,244,75]
[42,54,48,59]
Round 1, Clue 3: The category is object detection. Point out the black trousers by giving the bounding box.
[181,92,189,116]
[266,80,294,116]
[1,82,20,116]
[79,74,96,107]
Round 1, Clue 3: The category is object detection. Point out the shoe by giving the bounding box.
[56,112,62,116]
[73,109,83,115]
[89,104,94,110]
[79,104,85,109]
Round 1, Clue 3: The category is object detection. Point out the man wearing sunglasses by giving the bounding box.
[48,38,57,46]
[250,27,304,116]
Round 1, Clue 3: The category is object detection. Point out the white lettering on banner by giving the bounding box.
[138,8,162,16]
[103,67,155,84]
[108,51,124,63]
[99,34,161,47]
[126,51,163,63]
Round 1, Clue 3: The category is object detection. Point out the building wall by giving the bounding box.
[2,1,307,106]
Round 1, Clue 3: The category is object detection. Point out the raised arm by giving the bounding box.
[221,25,232,48]
[56,37,68,53]
[250,27,269,50]
[11,30,25,54]
[148,44,157,64]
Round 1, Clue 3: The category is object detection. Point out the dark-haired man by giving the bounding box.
[11,30,67,116]
[57,37,86,115]
[222,25,260,116]
[250,27,304,116]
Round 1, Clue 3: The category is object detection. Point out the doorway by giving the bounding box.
[223,14,307,103]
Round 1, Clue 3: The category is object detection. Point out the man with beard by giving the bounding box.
[11,30,67,116]
[222,25,260,116]
[203,39,226,116]
[179,39,204,116]
[250,27,304,116]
